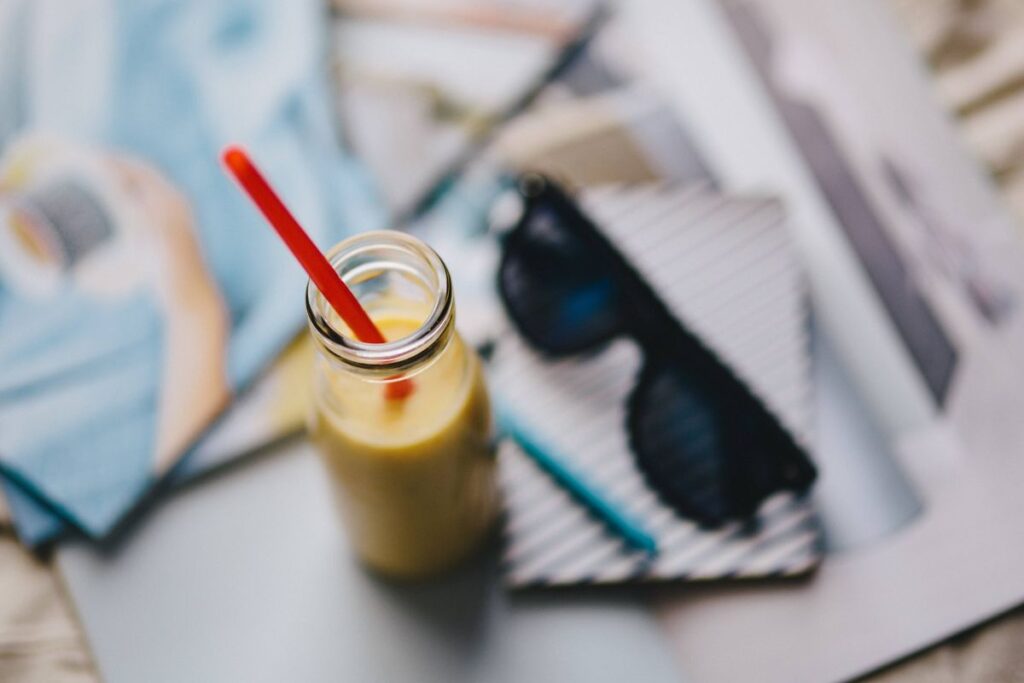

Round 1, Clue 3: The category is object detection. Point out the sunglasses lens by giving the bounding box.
[628,359,817,527]
[499,203,623,355]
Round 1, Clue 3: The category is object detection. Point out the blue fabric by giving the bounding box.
[0,0,384,544]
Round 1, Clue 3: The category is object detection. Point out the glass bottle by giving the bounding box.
[306,230,498,578]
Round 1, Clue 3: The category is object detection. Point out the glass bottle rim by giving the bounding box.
[305,230,453,372]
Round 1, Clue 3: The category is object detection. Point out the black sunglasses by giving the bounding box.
[497,174,817,528]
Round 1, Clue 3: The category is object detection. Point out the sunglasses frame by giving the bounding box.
[497,173,817,526]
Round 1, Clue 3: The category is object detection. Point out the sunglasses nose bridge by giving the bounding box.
[619,286,681,357]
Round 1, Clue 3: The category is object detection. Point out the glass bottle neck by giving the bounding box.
[305,230,455,379]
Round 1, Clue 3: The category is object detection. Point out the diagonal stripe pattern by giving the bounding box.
[495,184,821,587]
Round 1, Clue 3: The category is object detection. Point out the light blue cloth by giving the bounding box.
[0,0,384,544]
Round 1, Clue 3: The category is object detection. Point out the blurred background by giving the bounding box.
[4,0,1024,682]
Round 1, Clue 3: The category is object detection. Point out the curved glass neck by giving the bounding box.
[305,231,455,378]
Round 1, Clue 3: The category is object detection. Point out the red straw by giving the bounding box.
[221,145,412,400]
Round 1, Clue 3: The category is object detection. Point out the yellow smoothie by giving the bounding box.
[308,313,498,578]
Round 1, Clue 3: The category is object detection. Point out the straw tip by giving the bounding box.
[385,379,415,401]
[221,145,248,173]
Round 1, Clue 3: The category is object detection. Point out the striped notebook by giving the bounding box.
[492,184,821,587]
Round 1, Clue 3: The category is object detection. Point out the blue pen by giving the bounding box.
[497,408,658,556]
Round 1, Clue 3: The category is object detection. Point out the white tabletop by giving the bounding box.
[57,439,683,683]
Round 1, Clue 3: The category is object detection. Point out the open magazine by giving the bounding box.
[0,1,384,545]
[606,0,1024,681]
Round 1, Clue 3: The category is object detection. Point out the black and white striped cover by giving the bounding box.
[493,184,820,588]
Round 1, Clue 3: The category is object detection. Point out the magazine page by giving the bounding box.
[617,1,1024,681]
[624,0,941,437]
[719,0,1024,462]
[0,1,384,545]
[330,0,601,218]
